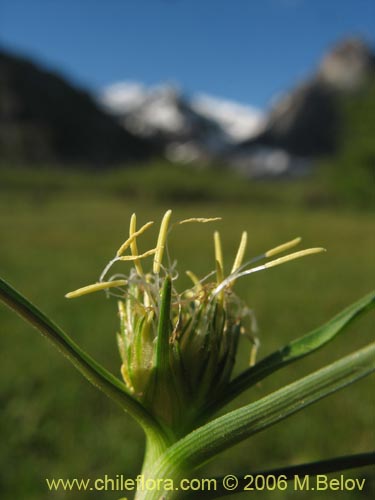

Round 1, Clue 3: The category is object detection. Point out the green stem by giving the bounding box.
[135,435,184,500]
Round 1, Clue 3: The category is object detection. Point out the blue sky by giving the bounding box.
[1,0,374,108]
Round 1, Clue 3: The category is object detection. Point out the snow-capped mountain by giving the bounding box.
[99,37,374,175]
[191,94,264,142]
[100,83,264,162]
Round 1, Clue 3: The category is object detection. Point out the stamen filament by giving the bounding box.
[99,257,118,283]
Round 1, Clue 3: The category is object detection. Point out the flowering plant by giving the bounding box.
[1,210,374,499]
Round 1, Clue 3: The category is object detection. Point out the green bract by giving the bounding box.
[117,275,243,432]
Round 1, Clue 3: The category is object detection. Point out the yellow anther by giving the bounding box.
[186,270,200,286]
[213,247,326,297]
[178,217,222,225]
[186,270,203,293]
[231,231,248,274]
[265,237,302,258]
[143,274,153,308]
[249,341,259,367]
[118,248,157,261]
[214,231,224,283]
[264,248,326,269]
[153,209,172,274]
[117,300,126,322]
[116,219,154,257]
[120,364,134,392]
[65,280,127,299]
[214,231,225,304]
[128,214,143,275]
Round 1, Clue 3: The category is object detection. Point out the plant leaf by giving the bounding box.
[151,343,375,477]
[205,290,375,415]
[0,276,165,439]
[191,452,375,498]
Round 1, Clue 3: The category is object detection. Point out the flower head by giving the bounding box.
[66,210,325,432]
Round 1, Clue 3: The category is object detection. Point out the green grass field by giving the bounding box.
[0,165,374,499]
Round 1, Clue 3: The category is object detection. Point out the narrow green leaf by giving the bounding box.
[206,290,375,415]
[193,452,375,498]
[0,276,165,439]
[152,343,375,477]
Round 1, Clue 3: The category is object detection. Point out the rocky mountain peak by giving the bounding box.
[237,37,375,173]
[318,37,374,90]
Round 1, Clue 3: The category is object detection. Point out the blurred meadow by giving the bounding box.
[0,164,374,499]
